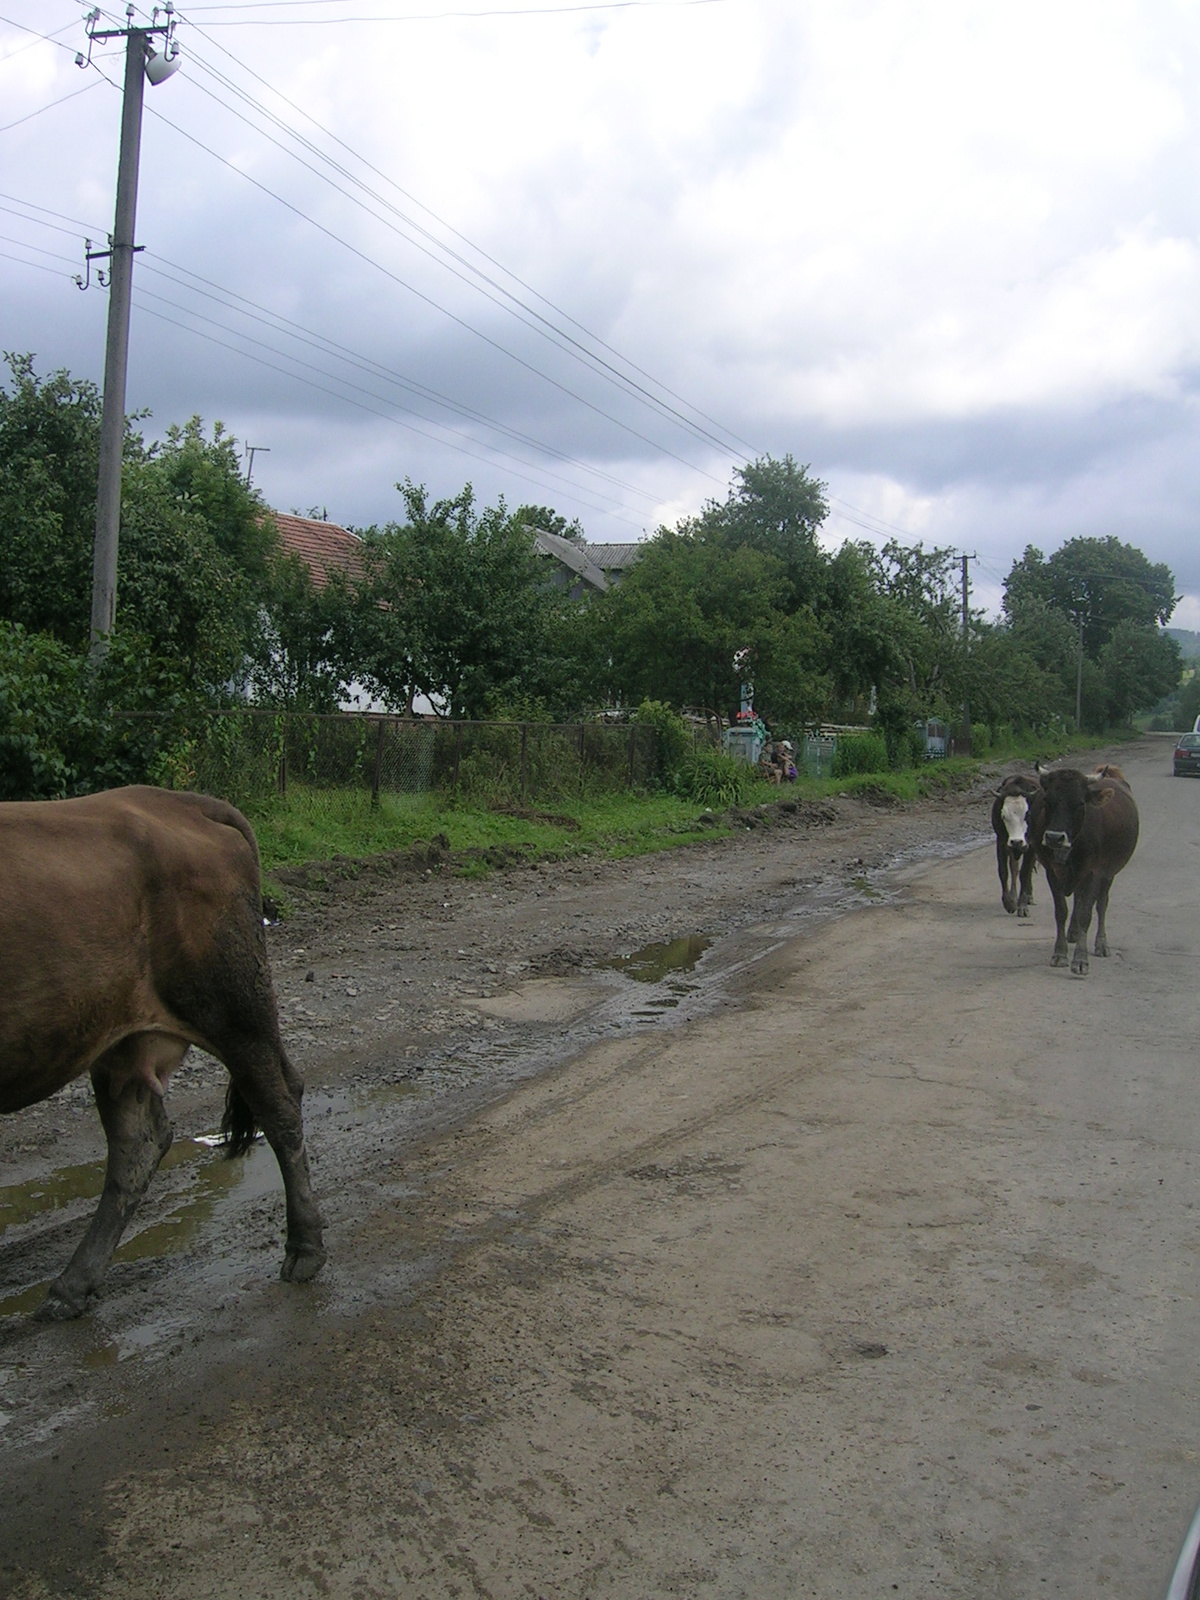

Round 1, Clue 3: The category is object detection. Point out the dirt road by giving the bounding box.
[2,740,1198,1598]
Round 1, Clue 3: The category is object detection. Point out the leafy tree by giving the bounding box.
[590,527,828,725]
[682,454,830,610]
[0,353,100,643]
[352,481,572,718]
[248,549,355,711]
[1095,621,1181,729]
[515,504,586,547]
[0,359,280,693]
[1004,537,1177,654]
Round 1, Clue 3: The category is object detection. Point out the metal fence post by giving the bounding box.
[578,722,586,789]
[277,718,287,799]
[627,725,637,787]
[371,717,385,808]
[519,722,528,800]
[452,721,463,794]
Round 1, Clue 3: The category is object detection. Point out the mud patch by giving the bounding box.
[467,980,599,1025]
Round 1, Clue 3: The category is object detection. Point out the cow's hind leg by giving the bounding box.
[1093,878,1113,956]
[220,1038,325,1282]
[37,1035,182,1320]
[179,913,326,1283]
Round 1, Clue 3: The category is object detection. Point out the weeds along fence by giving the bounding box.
[171,711,659,816]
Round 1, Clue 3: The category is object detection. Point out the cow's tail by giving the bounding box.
[221,1081,259,1157]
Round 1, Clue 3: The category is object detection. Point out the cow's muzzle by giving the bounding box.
[1007,840,1026,857]
[1043,829,1071,864]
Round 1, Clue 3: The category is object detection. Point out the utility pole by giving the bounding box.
[77,5,181,656]
[1075,610,1085,731]
[244,445,270,488]
[959,551,975,756]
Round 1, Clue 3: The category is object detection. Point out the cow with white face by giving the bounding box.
[992,774,1041,916]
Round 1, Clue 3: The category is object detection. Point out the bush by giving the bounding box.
[832,732,889,778]
[672,746,755,807]
[0,621,193,800]
[634,698,691,788]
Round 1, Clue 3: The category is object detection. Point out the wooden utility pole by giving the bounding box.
[81,5,180,656]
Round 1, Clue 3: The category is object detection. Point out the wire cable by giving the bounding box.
[0,78,103,135]
[175,7,755,457]
[130,292,651,524]
[179,0,728,23]
[175,39,744,465]
[133,275,657,514]
[0,184,668,506]
[129,83,725,481]
[138,255,662,503]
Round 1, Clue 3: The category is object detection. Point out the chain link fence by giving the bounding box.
[171,711,658,817]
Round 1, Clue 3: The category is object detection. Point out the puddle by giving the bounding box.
[0,1140,280,1319]
[0,1136,226,1238]
[605,936,711,983]
[847,875,883,899]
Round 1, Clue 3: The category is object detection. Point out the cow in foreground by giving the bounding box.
[991,774,1041,915]
[1031,766,1139,977]
[0,786,326,1319]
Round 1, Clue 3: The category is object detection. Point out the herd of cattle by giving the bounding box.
[991,763,1139,976]
[0,765,1141,1323]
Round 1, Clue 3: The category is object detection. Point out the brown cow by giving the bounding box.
[991,773,1041,915]
[0,786,326,1318]
[1031,766,1139,976]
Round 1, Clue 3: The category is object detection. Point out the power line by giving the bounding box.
[178,0,728,22]
[138,256,662,503]
[132,277,655,517]
[130,295,650,526]
[180,8,755,457]
[0,186,663,503]
[0,222,656,522]
[173,32,746,464]
[130,83,726,482]
[0,12,82,56]
[0,78,104,135]
[0,247,75,278]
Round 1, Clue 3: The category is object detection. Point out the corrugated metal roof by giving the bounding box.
[271,512,367,589]
[532,528,608,592]
[588,542,644,571]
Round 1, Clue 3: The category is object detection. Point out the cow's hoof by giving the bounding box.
[34,1284,88,1322]
[1094,939,1109,957]
[1016,903,1030,919]
[1071,953,1089,977]
[281,1244,327,1284]
[1051,951,1069,967]
[1002,893,1016,914]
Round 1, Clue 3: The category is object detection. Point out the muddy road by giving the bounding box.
[2,739,1198,1597]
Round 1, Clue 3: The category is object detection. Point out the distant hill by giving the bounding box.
[1166,628,1200,659]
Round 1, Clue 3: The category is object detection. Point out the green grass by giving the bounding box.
[249,786,744,885]
[247,724,1126,894]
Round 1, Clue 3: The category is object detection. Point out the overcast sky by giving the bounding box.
[3,0,1200,625]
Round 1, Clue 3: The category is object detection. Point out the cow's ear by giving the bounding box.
[1085,777,1105,803]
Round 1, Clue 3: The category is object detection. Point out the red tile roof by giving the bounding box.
[269,512,368,589]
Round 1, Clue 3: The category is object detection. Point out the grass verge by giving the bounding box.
[250,725,1132,897]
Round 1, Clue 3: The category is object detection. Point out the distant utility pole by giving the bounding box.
[77,5,181,656]
[1075,610,1085,731]
[245,445,270,488]
[959,551,975,756]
